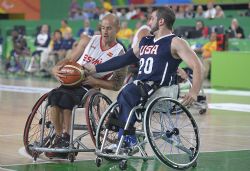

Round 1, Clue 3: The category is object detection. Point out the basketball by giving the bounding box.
[59,62,85,86]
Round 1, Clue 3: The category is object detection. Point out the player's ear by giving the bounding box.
[159,18,164,26]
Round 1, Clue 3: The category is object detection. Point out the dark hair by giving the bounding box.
[196,20,204,27]
[54,29,62,36]
[155,7,175,30]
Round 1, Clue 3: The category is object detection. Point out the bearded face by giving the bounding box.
[148,11,159,35]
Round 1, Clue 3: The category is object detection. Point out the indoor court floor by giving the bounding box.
[0,76,250,171]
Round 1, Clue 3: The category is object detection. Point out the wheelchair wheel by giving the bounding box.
[144,97,199,170]
[85,92,112,146]
[23,93,55,156]
[96,102,119,149]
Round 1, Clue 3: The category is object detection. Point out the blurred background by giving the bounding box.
[1,1,250,171]
[0,0,250,89]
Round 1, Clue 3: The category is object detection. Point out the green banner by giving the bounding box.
[211,51,250,90]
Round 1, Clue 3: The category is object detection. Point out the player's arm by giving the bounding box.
[68,35,90,62]
[172,37,204,106]
[52,35,90,81]
[54,35,90,66]
[84,28,150,74]
[92,48,138,73]
[82,50,127,91]
[83,67,127,91]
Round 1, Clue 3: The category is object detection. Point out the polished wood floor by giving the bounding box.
[0,77,250,170]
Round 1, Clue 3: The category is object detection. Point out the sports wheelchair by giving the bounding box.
[95,83,200,170]
[23,88,112,162]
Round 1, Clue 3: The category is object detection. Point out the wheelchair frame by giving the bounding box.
[23,88,112,162]
[95,86,200,170]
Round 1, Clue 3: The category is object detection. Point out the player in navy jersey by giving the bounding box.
[85,7,203,148]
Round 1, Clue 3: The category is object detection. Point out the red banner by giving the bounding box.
[0,0,40,20]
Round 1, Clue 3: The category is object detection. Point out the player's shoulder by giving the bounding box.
[171,36,190,51]
[172,36,189,45]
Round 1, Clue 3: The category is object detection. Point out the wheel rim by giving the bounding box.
[85,92,112,146]
[145,97,199,169]
[96,102,120,150]
[23,93,54,156]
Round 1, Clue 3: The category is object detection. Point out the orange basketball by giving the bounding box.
[59,62,85,86]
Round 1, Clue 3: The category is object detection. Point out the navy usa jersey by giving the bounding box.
[137,34,182,86]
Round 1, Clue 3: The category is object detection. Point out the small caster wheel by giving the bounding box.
[68,153,75,163]
[199,109,206,114]
[119,159,127,170]
[32,151,39,162]
[96,157,102,167]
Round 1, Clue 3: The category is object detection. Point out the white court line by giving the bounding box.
[182,88,250,97]
[0,84,51,94]
[200,133,250,138]
[199,125,250,128]
[201,148,250,153]
[0,134,22,137]
[208,103,250,113]
[204,89,250,97]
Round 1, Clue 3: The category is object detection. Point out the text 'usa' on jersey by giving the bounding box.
[137,34,182,86]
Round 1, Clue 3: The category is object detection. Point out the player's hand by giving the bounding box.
[181,91,197,106]
[52,64,66,82]
[177,68,188,80]
[82,76,98,87]
[83,63,96,76]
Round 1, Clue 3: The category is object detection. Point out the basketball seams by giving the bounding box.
[61,64,85,86]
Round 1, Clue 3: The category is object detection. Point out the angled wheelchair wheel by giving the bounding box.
[144,97,200,170]
[23,93,55,156]
[95,101,125,161]
[85,92,112,146]
[96,101,120,150]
